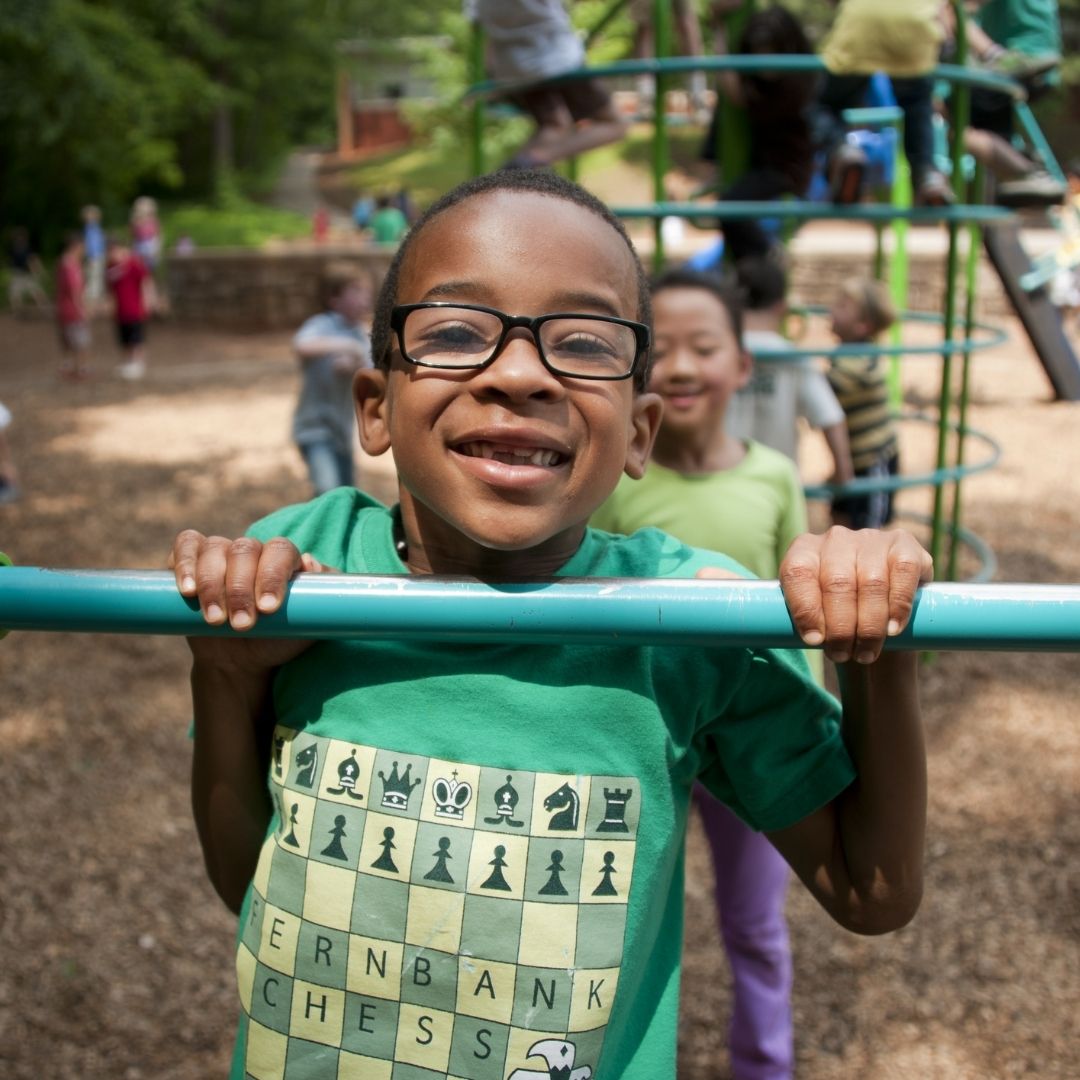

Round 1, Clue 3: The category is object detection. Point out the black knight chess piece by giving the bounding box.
[543,782,580,831]
[294,743,318,789]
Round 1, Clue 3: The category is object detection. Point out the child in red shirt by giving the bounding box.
[56,232,92,381]
[106,238,150,380]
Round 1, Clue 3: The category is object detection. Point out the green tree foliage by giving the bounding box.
[0,0,456,249]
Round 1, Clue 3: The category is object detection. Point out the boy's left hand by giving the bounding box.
[780,527,933,665]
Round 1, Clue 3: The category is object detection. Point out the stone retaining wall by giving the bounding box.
[164,245,395,331]
[163,241,1013,332]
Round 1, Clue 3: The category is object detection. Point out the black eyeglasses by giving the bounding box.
[389,303,649,381]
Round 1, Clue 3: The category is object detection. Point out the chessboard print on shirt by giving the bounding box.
[236,727,640,1080]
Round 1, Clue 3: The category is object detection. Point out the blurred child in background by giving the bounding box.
[827,276,901,528]
[55,232,92,382]
[292,262,374,495]
[106,237,151,380]
[729,256,854,490]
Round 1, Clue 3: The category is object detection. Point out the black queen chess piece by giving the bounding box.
[378,760,422,811]
[595,787,633,833]
[484,774,525,828]
[432,770,473,821]
[326,748,365,801]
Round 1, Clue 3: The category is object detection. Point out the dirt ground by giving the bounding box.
[0,303,1077,1079]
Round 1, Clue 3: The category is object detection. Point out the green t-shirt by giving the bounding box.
[977,0,1062,60]
[591,442,806,580]
[371,207,408,245]
[230,489,852,1079]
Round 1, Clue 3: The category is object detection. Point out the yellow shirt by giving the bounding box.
[822,0,944,76]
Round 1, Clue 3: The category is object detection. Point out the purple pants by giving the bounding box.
[694,785,793,1080]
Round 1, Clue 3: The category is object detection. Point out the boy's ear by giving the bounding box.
[623,391,664,480]
[354,368,392,456]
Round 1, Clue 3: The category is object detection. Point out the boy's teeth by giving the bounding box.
[462,442,563,466]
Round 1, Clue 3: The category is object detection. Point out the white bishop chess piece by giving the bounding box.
[507,1037,593,1080]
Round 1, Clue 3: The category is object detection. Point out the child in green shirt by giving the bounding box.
[171,170,931,1079]
[593,268,810,1079]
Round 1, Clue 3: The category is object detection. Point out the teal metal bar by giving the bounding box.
[2,570,1080,651]
[612,201,1013,223]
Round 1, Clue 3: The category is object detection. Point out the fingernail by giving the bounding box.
[231,611,252,629]
[257,593,277,611]
[307,557,323,572]
[832,650,851,664]
[181,575,195,593]
[856,649,876,665]
[205,603,224,623]
[802,630,824,646]
[887,619,901,636]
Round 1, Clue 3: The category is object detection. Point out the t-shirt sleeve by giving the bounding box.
[797,367,845,429]
[696,647,854,832]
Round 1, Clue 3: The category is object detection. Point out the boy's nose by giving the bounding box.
[474,329,563,400]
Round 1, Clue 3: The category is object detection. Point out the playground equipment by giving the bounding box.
[465,0,1080,585]
[2,567,1080,652]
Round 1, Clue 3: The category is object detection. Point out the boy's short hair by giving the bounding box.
[62,231,83,252]
[320,261,372,308]
[839,276,896,336]
[734,255,787,312]
[650,267,744,345]
[370,170,653,391]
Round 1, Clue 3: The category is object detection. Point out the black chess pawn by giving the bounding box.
[283,803,301,848]
[480,844,512,891]
[320,815,349,861]
[591,851,618,896]
[423,836,454,883]
[538,849,568,896]
[371,826,399,873]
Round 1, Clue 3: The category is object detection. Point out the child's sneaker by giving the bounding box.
[982,50,1060,86]
[117,358,146,380]
[996,169,1067,209]
[914,170,955,207]
[829,144,867,205]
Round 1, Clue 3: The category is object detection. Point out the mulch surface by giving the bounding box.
[0,310,1076,1078]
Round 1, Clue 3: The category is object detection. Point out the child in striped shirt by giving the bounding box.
[828,277,900,529]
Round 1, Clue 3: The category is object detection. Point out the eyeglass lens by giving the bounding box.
[401,306,636,377]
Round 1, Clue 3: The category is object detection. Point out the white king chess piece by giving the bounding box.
[507,1037,593,1080]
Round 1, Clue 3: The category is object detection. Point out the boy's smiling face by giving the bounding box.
[649,287,751,438]
[354,191,661,576]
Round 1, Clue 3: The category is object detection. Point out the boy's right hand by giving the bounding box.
[169,530,329,673]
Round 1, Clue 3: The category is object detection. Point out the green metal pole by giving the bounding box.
[946,162,986,582]
[651,0,672,271]
[930,1,971,575]
[887,122,912,409]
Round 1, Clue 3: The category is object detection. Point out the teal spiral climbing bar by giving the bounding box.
[465,0,1079,584]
